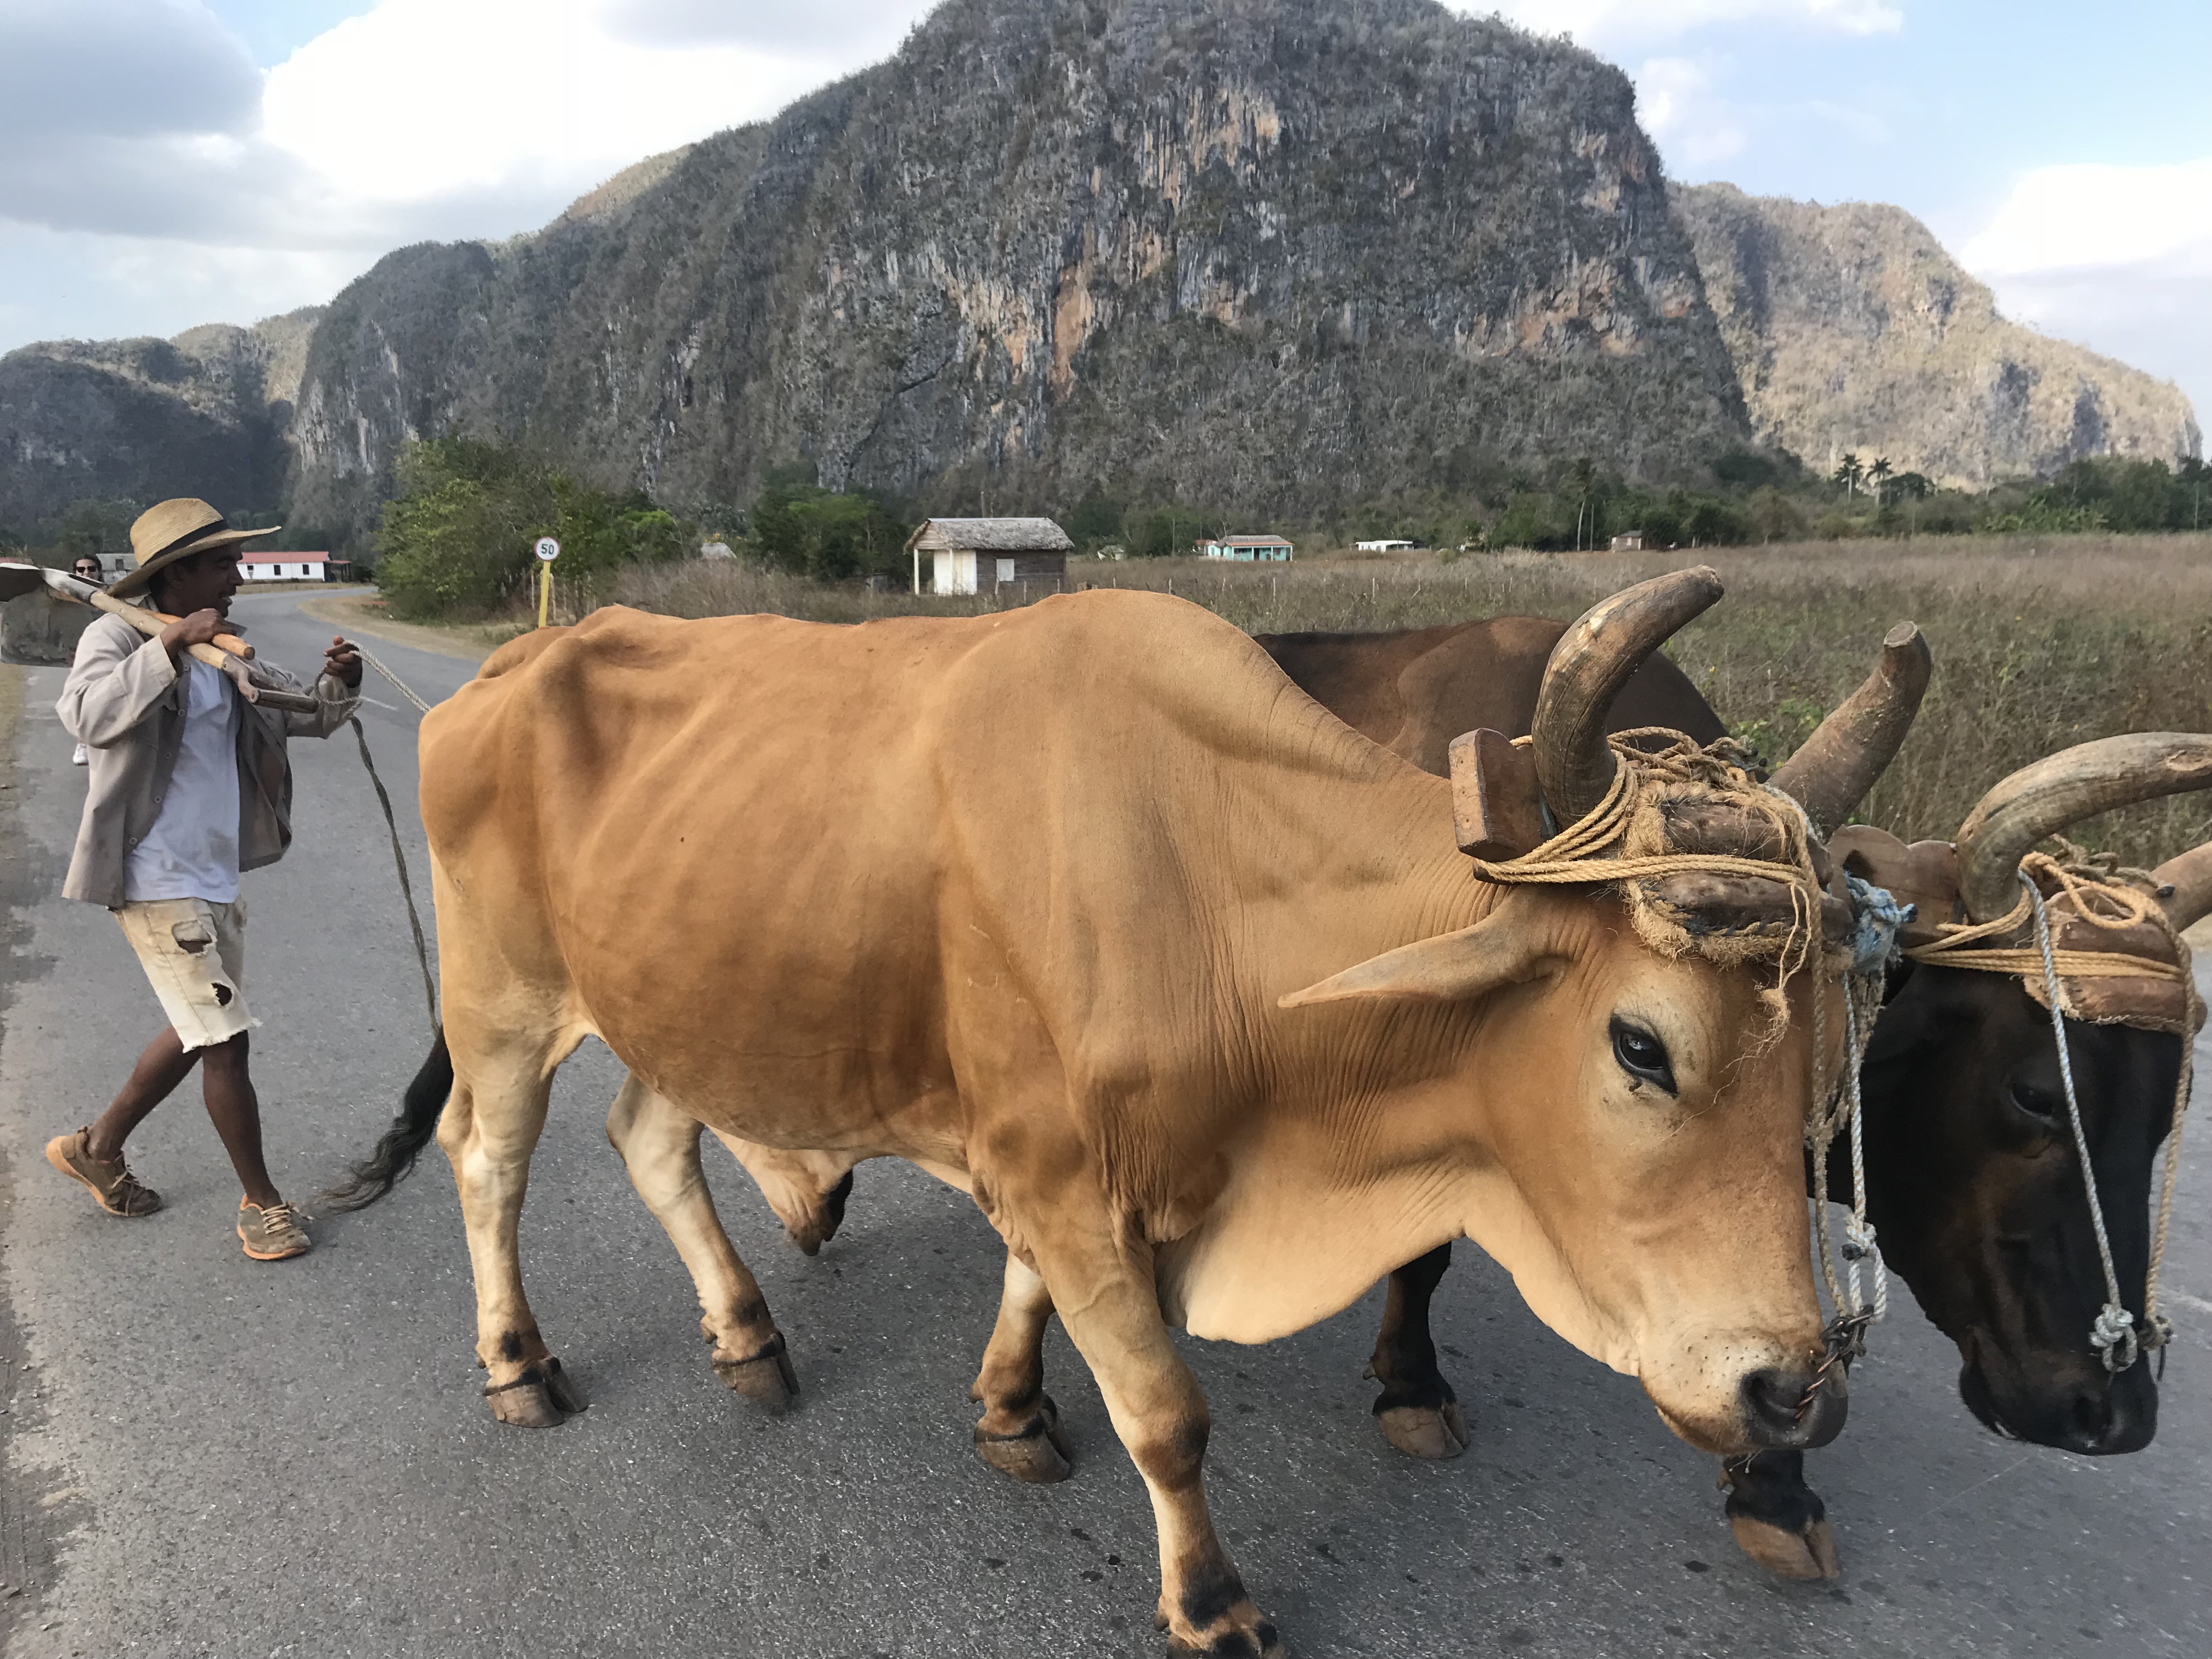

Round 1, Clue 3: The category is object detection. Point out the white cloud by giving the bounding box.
[260,0,850,205]
[1961,158,2212,431]
[1470,0,1901,52]
[1634,57,1746,167]
[1962,158,2212,279]
[0,0,932,348]
[599,0,918,54]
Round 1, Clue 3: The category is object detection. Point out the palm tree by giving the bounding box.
[1869,457,1893,505]
[1566,456,1598,550]
[1832,453,1864,498]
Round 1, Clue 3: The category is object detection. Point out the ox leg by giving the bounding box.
[968,1253,1072,1483]
[606,1077,798,1411]
[1719,1451,1839,1580]
[1367,1243,1469,1459]
[438,1038,584,1429]
[1036,1234,1282,1658]
[708,1126,859,1256]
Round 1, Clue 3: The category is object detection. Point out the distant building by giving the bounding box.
[906,517,1073,595]
[1355,538,1414,552]
[1201,534,1294,563]
[237,552,330,582]
[1609,531,1645,552]
[698,540,736,560]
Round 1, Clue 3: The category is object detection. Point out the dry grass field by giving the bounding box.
[612,533,2212,866]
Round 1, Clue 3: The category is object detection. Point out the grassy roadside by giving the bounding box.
[296,592,511,663]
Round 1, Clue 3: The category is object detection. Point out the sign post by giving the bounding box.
[534,537,560,628]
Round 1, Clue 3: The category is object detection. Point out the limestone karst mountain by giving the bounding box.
[1675,182,2200,490]
[0,0,2198,552]
[280,0,1749,549]
[0,308,321,539]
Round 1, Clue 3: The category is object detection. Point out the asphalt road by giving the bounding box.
[1,589,2207,1659]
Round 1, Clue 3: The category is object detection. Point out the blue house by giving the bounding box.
[1200,534,1294,562]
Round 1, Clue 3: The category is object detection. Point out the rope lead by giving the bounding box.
[2023,871,2145,1374]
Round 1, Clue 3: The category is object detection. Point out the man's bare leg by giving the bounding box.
[199,1035,280,1207]
[84,1029,279,1207]
[84,1026,198,1161]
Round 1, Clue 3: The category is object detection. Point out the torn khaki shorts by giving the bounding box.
[112,897,254,1051]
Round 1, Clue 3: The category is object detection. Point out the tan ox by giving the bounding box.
[338,575,1897,1656]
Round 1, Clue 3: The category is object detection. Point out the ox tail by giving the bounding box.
[319,1027,453,1212]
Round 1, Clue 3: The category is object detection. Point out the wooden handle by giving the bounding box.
[86,589,252,659]
[83,590,319,713]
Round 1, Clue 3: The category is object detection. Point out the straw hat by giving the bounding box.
[110,499,279,599]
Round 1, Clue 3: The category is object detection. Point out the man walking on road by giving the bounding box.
[46,499,362,1261]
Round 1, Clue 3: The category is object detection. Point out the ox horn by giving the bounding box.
[2151,840,2212,933]
[1765,621,1932,837]
[1953,733,2212,922]
[1531,567,1725,823]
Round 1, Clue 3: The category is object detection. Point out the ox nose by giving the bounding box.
[1737,1362,1849,1451]
[2061,1367,2159,1456]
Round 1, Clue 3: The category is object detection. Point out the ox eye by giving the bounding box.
[2008,1077,2064,1127]
[1610,1017,1676,1094]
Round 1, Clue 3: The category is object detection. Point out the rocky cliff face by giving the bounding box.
[1675,183,2200,489]
[10,2,2197,549]
[0,308,321,538]
[288,0,1750,548]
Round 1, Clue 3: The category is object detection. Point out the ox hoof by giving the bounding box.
[713,1332,800,1412]
[1376,1400,1469,1460]
[1729,1514,1841,1581]
[484,1358,586,1428]
[974,1395,1073,1484]
[1159,1601,1285,1658]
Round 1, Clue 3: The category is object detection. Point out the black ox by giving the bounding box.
[1263,615,2211,1578]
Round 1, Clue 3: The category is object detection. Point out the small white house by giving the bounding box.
[236,552,330,582]
[1354,538,1414,552]
[1201,534,1294,562]
[905,517,1074,595]
[1609,531,1645,552]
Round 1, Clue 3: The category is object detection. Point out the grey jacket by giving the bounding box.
[58,614,359,907]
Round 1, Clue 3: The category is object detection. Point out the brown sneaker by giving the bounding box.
[45,1129,162,1216]
[238,1199,312,1261]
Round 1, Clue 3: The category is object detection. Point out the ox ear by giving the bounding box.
[1280,903,1564,1009]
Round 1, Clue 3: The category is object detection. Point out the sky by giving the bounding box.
[0,0,2205,426]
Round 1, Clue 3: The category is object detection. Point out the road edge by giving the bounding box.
[0,659,63,1643]
[296,591,501,664]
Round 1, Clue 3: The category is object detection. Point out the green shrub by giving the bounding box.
[749,471,909,581]
[374,437,692,618]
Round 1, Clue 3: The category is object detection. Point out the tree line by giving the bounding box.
[13,437,2203,620]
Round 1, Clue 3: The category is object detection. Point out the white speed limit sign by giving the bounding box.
[534,537,561,562]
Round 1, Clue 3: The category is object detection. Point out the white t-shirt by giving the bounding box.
[122,656,243,904]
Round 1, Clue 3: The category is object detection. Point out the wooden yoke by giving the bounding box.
[1448,729,1547,860]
